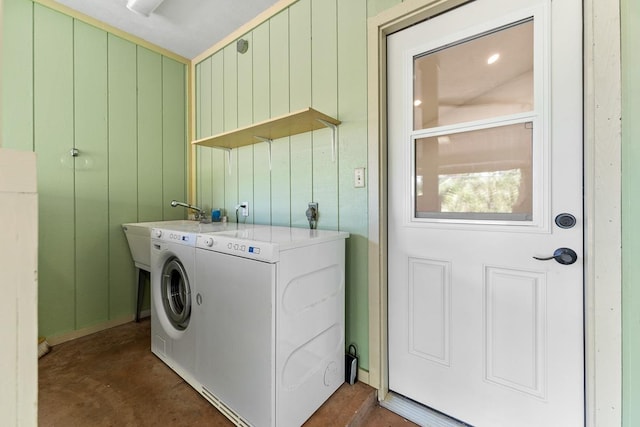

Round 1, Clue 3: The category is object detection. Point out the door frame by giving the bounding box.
[366,0,622,426]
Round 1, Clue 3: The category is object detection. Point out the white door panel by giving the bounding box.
[387,0,584,425]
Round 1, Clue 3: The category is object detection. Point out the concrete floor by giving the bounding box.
[38,319,417,426]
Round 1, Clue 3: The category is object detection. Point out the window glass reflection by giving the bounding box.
[413,20,533,130]
[415,123,533,220]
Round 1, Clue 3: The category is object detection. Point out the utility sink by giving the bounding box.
[122,220,226,271]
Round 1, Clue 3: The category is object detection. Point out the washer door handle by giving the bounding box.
[196,293,202,305]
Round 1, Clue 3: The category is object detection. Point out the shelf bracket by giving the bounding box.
[317,119,338,162]
[223,148,232,175]
[254,136,273,170]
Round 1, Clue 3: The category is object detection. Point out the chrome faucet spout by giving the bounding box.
[170,200,204,220]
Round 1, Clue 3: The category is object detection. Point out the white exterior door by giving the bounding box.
[387,0,584,426]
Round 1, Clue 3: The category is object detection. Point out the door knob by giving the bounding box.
[533,247,578,265]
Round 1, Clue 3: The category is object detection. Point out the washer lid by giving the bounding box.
[196,226,349,262]
[215,226,348,248]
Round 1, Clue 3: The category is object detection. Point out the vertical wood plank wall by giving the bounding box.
[192,0,398,370]
[622,0,640,423]
[107,35,139,320]
[2,0,187,338]
[74,21,110,327]
[33,4,76,336]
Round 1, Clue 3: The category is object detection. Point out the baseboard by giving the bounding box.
[357,368,370,386]
[47,310,150,346]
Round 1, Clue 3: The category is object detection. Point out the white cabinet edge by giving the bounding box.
[0,147,38,426]
[0,148,37,193]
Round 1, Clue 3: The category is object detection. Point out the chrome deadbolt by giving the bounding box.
[533,247,578,265]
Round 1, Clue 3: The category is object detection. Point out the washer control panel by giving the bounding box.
[196,234,278,262]
[151,228,197,247]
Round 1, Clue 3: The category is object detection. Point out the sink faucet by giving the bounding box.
[171,200,206,222]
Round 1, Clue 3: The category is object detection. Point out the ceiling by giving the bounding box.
[54,0,281,60]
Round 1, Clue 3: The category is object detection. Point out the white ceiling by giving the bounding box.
[54,0,281,59]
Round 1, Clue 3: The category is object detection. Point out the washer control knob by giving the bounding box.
[154,229,162,238]
[204,237,214,247]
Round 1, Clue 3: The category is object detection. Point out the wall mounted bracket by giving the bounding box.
[254,136,273,170]
[222,148,232,175]
[316,119,338,162]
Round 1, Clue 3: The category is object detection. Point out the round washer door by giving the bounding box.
[161,257,191,330]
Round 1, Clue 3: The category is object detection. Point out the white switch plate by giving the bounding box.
[354,167,365,188]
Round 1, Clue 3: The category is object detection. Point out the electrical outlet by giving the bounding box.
[354,167,365,188]
[241,202,249,217]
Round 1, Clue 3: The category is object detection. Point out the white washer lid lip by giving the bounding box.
[206,225,349,250]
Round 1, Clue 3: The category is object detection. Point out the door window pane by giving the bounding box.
[413,20,533,130]
[415,123,533,220]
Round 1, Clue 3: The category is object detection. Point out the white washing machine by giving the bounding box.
[194,226,349,427]
[150,223,267,387]
[150,227,200,387]
[123,220,234,322]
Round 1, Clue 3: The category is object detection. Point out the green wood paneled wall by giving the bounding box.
[2,0,187,338]
[107,35,139,320]
[194,0,373,369]
[34,4,76,336]
[2,0,33,151]
[368,0,403,17]
[74,20,110,327]
[622,0,640,424]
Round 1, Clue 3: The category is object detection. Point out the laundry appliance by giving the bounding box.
[194,226,349,427]
[150,223,267,387]
[150,226,200,387]
[123,220,237,321]
[124,220,235,272]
